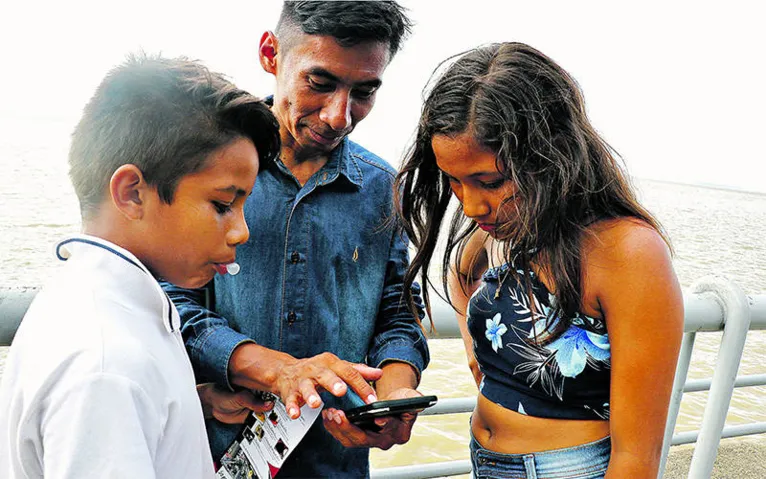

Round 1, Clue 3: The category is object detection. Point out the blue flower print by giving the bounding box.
[546,326,611,378]
[485,313,508,352]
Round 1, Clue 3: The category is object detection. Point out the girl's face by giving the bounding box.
[432,133,517,238]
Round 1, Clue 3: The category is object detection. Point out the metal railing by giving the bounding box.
[2,276,765,478]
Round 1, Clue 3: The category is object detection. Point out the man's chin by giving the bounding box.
[304,129,347,151]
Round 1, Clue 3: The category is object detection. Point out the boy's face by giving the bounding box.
[142,137,259,288]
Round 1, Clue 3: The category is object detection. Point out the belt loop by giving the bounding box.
[523,454,537,479]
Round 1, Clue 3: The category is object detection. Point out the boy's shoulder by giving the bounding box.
[12,271,168,391]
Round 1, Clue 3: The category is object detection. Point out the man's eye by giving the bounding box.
[308,78,333,91]
[213,201,232,214]
[352,87,376,100]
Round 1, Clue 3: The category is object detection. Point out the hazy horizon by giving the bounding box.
[2,0,764,193]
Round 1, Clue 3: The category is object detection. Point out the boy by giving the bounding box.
[0,53,280,478]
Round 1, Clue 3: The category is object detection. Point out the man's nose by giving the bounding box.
[320,92,352,132]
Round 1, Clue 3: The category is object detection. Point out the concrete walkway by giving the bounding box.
[663,436,766,478]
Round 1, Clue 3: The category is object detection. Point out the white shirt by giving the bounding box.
[0,235,215,478]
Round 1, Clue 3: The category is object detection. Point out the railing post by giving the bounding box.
[658,331,696,478]
[0,288,38,346]
[686,276,751,479]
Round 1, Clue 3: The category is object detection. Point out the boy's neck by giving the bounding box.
[81,213,143,263]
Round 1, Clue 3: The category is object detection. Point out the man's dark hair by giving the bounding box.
[69,52,280,220]
[275,1,412,57]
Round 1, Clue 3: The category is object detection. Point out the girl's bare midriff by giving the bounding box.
[471,394,610,453]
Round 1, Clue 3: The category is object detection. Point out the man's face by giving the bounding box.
[141,137,259,288]
[266,33,390,156]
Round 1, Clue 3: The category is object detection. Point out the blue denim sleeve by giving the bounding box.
[160,280,254,390]
[367,225,431,381]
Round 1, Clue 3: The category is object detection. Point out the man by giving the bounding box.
[163,2,430,477]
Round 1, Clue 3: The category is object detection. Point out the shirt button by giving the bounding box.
[287,311,297,324]
[291,251,300,264]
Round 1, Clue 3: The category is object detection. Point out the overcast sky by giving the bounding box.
[1,0,764,192]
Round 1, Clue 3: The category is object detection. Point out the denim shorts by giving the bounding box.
[469,433,611,479]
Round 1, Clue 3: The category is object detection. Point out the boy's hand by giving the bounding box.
[197,383,274,424]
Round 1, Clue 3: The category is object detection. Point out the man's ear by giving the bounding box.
[259,31,279,75]
[109,164,149,220]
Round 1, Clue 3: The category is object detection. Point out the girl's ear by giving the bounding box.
[259,31,279,75]
[109,164,148,220]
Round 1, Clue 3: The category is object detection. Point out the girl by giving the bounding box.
[396,42,683,478]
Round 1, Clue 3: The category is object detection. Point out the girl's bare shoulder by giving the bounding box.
[584,217,670,267]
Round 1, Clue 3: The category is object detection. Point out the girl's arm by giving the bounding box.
[448,230,492,387]
[587,219,683,478]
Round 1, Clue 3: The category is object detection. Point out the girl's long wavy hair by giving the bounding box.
[395,42,669,341]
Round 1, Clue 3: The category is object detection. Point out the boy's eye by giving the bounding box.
[212,201,232,214]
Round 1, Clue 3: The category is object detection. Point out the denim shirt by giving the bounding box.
[162,137,429,478]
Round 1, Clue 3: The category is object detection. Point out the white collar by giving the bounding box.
[55,234,180,333]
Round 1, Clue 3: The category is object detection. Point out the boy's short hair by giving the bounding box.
[69,52,280,220]
[275,1,412,57]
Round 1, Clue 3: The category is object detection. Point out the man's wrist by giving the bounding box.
[228,342,293,392]
[375,361,419,398]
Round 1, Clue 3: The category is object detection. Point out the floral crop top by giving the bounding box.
[467,261,611,420]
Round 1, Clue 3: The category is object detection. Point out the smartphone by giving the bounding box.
[344,395,438,431]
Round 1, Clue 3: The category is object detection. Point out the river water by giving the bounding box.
[1,116,764,472]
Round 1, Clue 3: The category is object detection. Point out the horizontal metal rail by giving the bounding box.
[3,288,766,345]
[372,460,472,479]
[420,397,476,416]
[684,374,766,393]
[672,422,766,446]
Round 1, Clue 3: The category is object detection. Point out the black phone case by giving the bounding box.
[345,395,438,430]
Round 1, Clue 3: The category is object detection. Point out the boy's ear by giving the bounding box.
[259,31,278,75]
[109,164,149,220]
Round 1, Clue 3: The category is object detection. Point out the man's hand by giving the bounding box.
[321,387,423,450]
[228,344,383,420]
[197,383,274,424]
[275,353,383,419]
